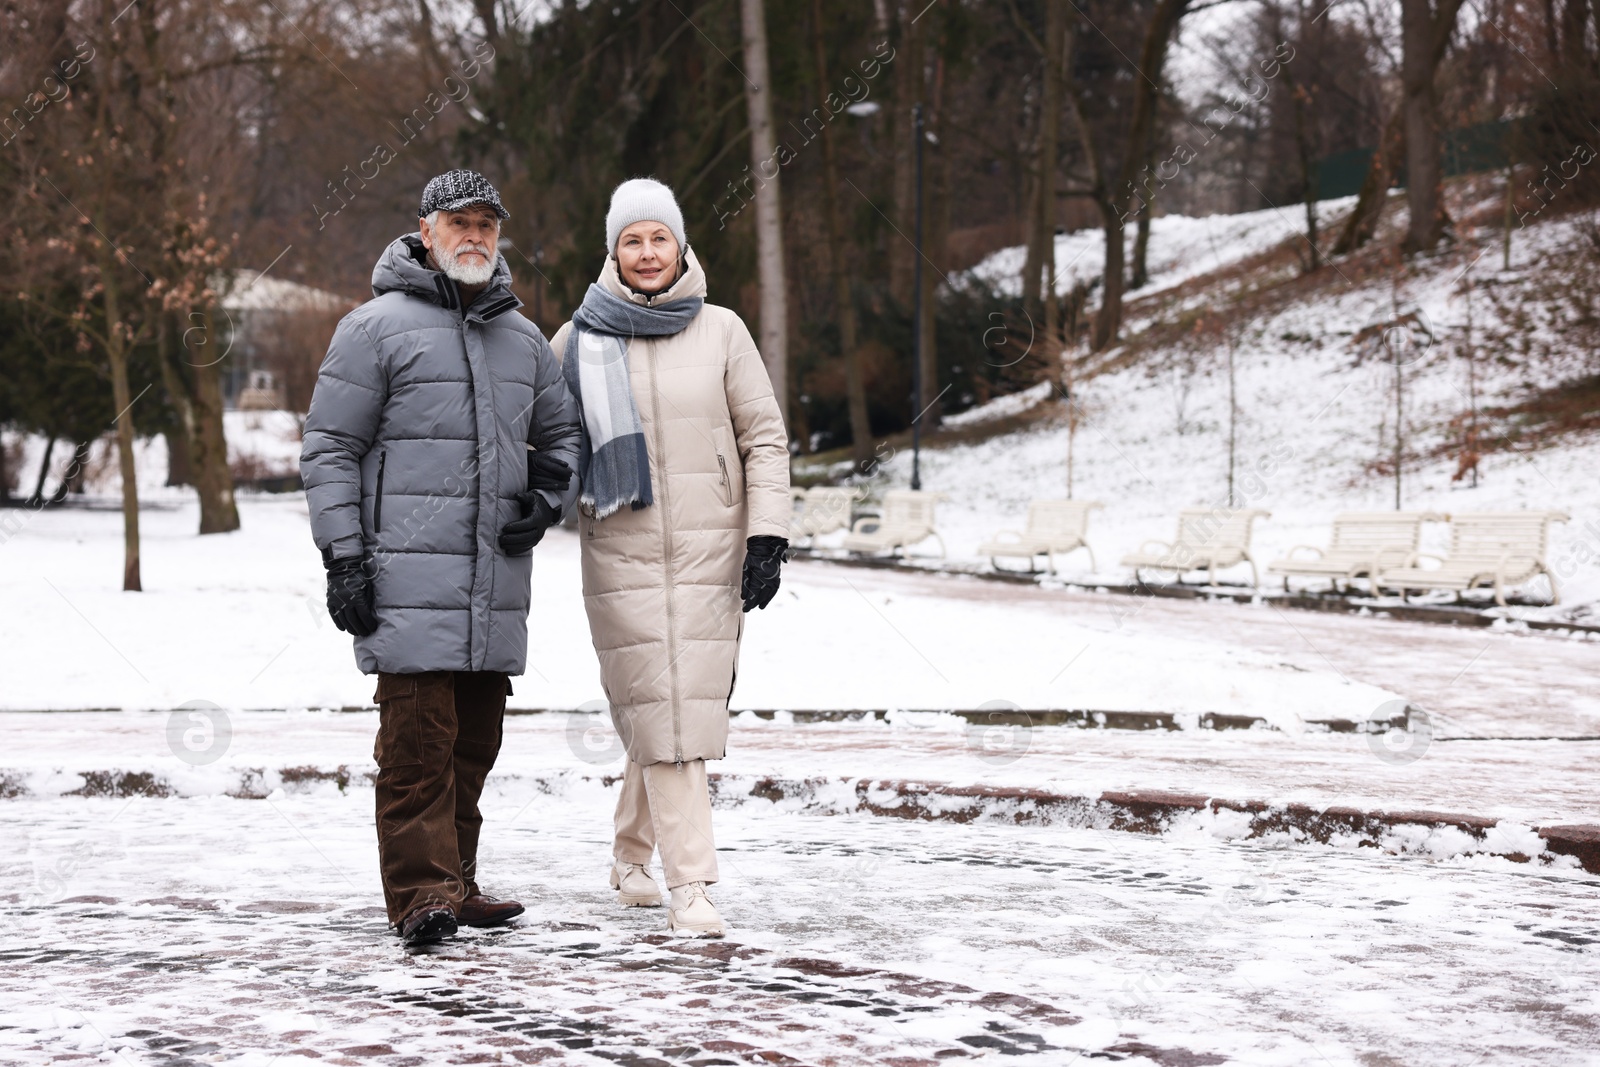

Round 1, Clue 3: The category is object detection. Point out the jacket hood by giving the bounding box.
[371,233,522,320]
[600,246,708,309]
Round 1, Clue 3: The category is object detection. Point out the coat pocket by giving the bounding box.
[372,674,422,769]
[713,426,743,506]
[372,450,388,539]
[716,453,733,507]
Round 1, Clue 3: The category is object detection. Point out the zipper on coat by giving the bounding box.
[373,450,388,539]
[645,342,684,764]
[716,454,733,506]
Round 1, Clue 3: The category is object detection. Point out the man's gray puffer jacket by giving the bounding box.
[301,234,581,676]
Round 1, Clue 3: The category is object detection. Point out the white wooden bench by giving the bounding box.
[1267,511,1445,593]
[1121,507,1272,586]
[841,489,948,558]
[1375,510,1570,605]
[979,499,1103,574]
[789,486,862,543]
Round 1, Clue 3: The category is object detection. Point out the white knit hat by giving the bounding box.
[605,178,687,255]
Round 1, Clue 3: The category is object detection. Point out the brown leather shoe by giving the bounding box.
[399,904,457,945]
[458,893,525,928]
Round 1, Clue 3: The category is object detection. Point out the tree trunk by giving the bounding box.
[157,312,195,487]
[1070,0,1190,351]
[1334,0,1462,255]
[184,307,240,533]
[164,431,193,487]
[472,0,499,45]
[1039,1,1064,317]
[1022,1,1064,318]
[1560,0,1588,70]
[1130,88,1160,290]
[788,366,812,453]
[50,442,91,503]
[739,0,790,435]
[1093,202,1126,352]
[1285,3,1323,272]
[28,436,57,506]
[1021,163,1047,317]
[1332,110,1403,254]
[1130,185,1154,289]
[1400,0,1453,253]
[889,3,924,310]
[102,265,142,592]
[811,0,873,467]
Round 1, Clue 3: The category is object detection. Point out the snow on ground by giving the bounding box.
[966,198,1359,301]
[0,497,1404,727]
[2,497,1596,816]
[5,702,1596,827]
[3,784,1597,1065]
[809,211,1600,622]
[4,409,303,501]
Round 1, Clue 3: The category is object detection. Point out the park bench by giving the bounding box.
[841,489,948,558]
[1267,511,1445,593]
[1121,506,1272,586]
[978,499,1103,574]
[789,485,862,543]
[1374,510,1570,606]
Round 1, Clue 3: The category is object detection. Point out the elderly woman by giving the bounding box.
[554,178,790,937]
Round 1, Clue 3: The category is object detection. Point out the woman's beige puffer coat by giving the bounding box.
[553,249,790,766]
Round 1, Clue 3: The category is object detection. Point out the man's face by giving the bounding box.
[420,207,500,286]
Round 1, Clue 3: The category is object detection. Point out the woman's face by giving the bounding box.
[615,221,681,292]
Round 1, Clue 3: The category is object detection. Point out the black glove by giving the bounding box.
[526,450,573,493]
[741,535,788,612]
[325,555,379,637]
[500,493,560,555]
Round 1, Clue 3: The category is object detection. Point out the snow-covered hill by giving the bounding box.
[805,201,1600,621]
[967,197,1358,300]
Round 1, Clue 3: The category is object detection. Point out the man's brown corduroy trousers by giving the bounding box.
[372,670,508,925]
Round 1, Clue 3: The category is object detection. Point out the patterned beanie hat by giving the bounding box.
[419,170,509,220]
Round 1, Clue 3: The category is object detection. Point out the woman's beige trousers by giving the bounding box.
[612,757,719,888]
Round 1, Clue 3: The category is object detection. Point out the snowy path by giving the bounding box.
[6,499,1599,1065]
[5,708,1597,829]
[778,560,1600,741]
[4,787,1598,1066]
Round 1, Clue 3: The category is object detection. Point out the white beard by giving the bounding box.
[438,243,496,287]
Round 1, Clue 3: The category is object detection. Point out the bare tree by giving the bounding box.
[1064,0,1192,351]
[811,0,873,466]
[1399,0,1465,253]
[740,0,790,433]
[1279,0,1329,272]
[1013,0,1066,322]
[1333,0,1462,255]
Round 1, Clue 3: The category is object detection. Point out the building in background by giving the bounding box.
[218,271,354,413]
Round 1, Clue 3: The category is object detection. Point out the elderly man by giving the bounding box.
[301,170,581,946]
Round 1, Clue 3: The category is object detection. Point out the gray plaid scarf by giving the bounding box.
[561,279,703,518]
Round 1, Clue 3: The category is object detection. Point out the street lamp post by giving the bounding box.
[910,101,925,491]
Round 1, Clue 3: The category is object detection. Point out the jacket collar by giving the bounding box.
[371,233,523,323]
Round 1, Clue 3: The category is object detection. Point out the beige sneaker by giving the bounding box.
[667,881,725,938]
[608,860,663,907]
